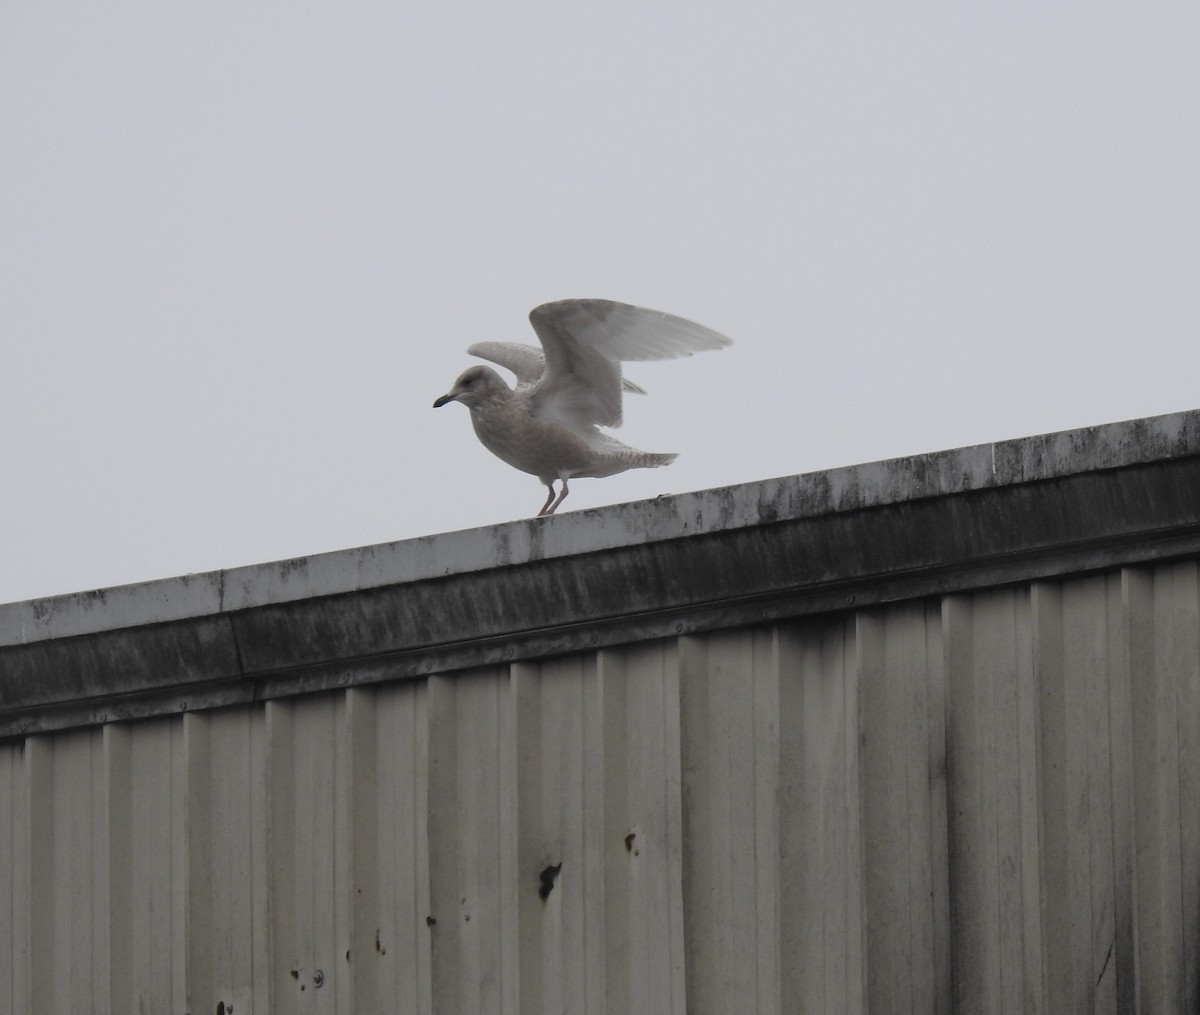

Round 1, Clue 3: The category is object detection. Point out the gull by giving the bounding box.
[433,298,732,516]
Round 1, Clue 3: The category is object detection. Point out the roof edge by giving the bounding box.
[2,407,1197,648]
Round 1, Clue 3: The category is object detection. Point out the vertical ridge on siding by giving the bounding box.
[425,673,460,1015]
[103,725,132,1013]
[1079,576,1122,1014]
[0,744,26,1013]
[596,647,631,1014]
[625,640,687,1014]
[64,733,102,1009]
[295,693,340,1014]
[26,737,53,1015]
[752,627,783,1015]
[1100,571,1137,1013]
[512,659,546,1015]
[1106,572,1137,1015]
[1031,583,1071,1012]
[579,652,608,1015]
[343,686,378,1013]
[183,712,214,1010]
[333,691,355,1015]
[1163,562,1200,1013]
[265,699,297,1014]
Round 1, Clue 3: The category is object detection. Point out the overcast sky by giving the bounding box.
[3,3,1197,605]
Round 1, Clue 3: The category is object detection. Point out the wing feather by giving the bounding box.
[469,339,649,399]
[525,298,731,432]
[467,342,545,386]
[531,299,732,361]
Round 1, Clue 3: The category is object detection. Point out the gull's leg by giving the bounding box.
[537,483,558,516]
[545,478,570,515]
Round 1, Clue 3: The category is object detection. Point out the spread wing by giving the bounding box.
[526,299,731,430]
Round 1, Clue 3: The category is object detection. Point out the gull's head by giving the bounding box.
[432,365,509,410]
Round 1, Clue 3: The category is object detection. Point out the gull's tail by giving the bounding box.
[634,451,677,470]
[580,433,678,479]
[588,448,677,479]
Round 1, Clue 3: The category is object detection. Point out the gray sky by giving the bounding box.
[3,3,1198,605]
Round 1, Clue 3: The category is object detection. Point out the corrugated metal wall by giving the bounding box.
[2,559,1199,1014]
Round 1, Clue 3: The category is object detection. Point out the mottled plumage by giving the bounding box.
[433,298,731,515]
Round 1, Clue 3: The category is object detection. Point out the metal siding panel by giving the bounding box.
[1013,588,1044,1015]
[678,629,780,1014]
[512,660,546,1015]
[1125,565,1172,1009]
[753,627,782,1015]
[249,697,272,1008]
[579,653,608,1015]
[1099,570,1138,1012]
[1162,561,1200,1012]
[1105,571,1137,1015]
[513,655,599,1015]
[263,689,354,1015]
[944,589,1045,1014]
[5,550,1200,1013]
[366,681,432,1014]
[89,728,112,1015]
[1031,582,1073,1012]
[1072,576,1121,1015]
[126,718,186,1013]
[0,743,29,1015]
[184,706,269,1014]
[622,640,687,1014]
[278,693,340,1013]
[426,668,519,1015]
[777,615,865,1015]
[1034,575,1131,1013]
[425,674,459,1014]
[1127,561,1200,1013]
[53,734,86,1010]
[233,705,271,1011]
[924,602,953,1015]
[333,690,354,1015]
[857,609,902,1013]
[266,699,298,1014]
[32,730,107,1013]
[677,632,730,1014]
[0,746,12,1008]
[103,724,133,1012]
[595,648,632,1014]
[343,687,379,1013]
[184,713,215,1010]
[588,642,690,1014]
[26,737,53,1015]
[856,602,950,1015]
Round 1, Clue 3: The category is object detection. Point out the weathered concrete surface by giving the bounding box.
[2,408,1198,736]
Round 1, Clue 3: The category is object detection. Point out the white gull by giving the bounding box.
[433,298,732,516]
